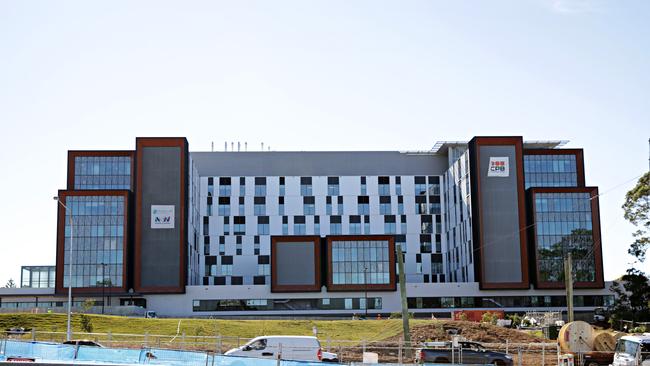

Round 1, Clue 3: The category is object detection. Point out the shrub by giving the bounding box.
[481,312,499,325]
[79,314,93,333]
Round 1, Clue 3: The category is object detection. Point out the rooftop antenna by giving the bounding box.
[238,142,241,152]
[261,142,264,151]
[268,146,271,151]
[245,142,248,152]
[211,142,214,152]
[224,142,227,152]
[231,142,234,152]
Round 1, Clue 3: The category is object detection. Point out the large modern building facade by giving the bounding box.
[0,136,612,316]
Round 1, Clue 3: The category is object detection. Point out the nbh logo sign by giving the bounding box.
[487,157,509,177]
[151,205,175,229]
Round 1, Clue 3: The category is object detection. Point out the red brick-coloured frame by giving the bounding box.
[326,235,396,292]
[55,190,130,295]
[528,187,604,289]
[270,236,322,293]
[469,137,530,290]
[133,137,188,294]
[523,148,586,187]
[66,150,135,190]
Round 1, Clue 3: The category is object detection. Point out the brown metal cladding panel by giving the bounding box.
[326,235,396,292]
[134,138,188,294]
[529,187,604,289]
[270,236,322,292]
[469,137,530,290]
[55,190,130,295]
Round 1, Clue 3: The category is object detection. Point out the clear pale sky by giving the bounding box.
[1,0,649,286]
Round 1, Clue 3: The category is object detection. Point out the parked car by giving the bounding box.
[63,340,104,347]
[612,335,650,366]
[416,341,513,365]
[225,336,328,362]
[322,350,338,362]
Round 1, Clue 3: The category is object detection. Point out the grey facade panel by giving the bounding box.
[478,145,522,283]
[191,151,448,177]
[140,147,182,288]
[275,242,316,286]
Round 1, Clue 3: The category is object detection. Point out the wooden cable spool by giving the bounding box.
[592,331,616,352]
[558,321,595,353]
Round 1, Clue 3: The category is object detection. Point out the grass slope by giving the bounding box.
[0,314,427,342]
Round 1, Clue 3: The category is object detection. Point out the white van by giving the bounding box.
[612,335,650,366]
[225,336,323,362]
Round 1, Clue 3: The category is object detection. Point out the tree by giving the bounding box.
[622,172,650,262]
[4,279,16,288]
[608,268,650,328]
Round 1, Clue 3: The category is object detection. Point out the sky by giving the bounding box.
[0,0,649,286]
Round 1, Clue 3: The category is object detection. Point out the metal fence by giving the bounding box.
[0,331,580,365]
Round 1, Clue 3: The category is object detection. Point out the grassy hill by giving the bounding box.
[0,313,426,342]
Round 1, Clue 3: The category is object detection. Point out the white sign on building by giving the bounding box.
[151,205,175,229]
[487,157,510,177]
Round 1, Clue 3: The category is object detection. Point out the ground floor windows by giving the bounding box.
[192,297,382,312]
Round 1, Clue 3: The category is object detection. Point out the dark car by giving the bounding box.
[63,340,104,347]
[416,341,513,365]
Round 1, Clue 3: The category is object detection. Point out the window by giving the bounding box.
[62,195,125,288]
[384,215,396,234]
[414,176,427,195]
[254,177,266,196]
[326,196,332,215]
[395,177,402,195]
[279,176,286,196]
[427,176,440,195]
[415,196,427,214]
[218,197,230,216]
[207,196,213,216]
[428,196,441,214]
[303,196,315,215]
[349,216,361,234]
[220,256,233,276]
[300,177,312,196]
[360,176,367,195]
[239,197,245,215]
[314,216,320,235]
[378,176,390,195]
[337,196,343,215]
[330,239,391,286]
[524,154,578,188]
[219,177,231,196]
[223,217,230,235]
[397,196,404,215]
[239,177,245,196]
[400,215,407,233]
[421,215,433,234]
[207,177,214,197]
[294,216,306,235]
[380,196,391,215]
[328,177,340,196]
[73,155,132,190]
[358,196,369,215]
[234,216,246,235]
[420,235,432,253]
[278,197,285,215]
[254,197,266,215]
[364,216,370,234]
[257,216,269,235]
[282,216,288,235]
[330,216,342,235]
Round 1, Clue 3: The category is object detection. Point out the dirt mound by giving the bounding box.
[390,320,545,344]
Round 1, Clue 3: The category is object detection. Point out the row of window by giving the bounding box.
[207,195,441,216]
[408,294,613,309]
[207,176,441,197]
[192,297,382,312]
[524,155,578,189]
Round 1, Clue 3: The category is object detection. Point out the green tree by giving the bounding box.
[608,268,650,328]
[622,172,650,262]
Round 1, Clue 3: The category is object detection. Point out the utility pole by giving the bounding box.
[396,243,411,357]
[564,252,574,323]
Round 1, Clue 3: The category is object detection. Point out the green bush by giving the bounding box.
[79,314,93,333]
[481,312,499,325]
[389,312,414,319]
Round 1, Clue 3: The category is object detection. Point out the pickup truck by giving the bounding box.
[415,341,513,365]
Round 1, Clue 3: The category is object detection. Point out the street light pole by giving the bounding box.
[54,196,73,342]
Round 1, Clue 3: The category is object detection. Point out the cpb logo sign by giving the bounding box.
[151,205,175,229]
[487,157,509,177]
